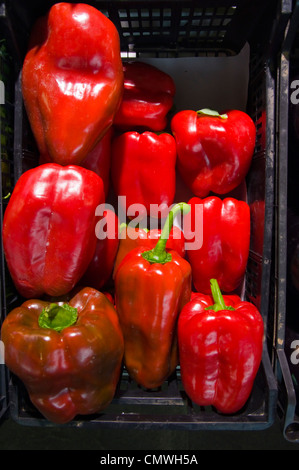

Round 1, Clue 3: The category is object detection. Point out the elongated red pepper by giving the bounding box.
[171,108,256,197]
[2,163,105,298]
[1,288,124,423]
[186,196,250,294]
[22,2,123,165]
[111,131,177,219]
[178,279,264,414]
[115,203,192,389]
[113,224,185,278]
[114,61,176,131]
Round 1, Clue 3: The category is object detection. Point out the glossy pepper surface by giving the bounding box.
[81,208,119,290]
[178,279,264,414]
[1,288,124,423]
[2,163,105,298]
[186,196,250,294]
[171,109,256,197]
[111,131,177,220]
[113,224,185,278]
[114,61,176,131]
[115,203,192,389]
[22,2,123,166]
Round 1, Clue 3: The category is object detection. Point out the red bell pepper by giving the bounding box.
[2,163,105,298]
[113,224,185,278]
[80,208,119,290]
[22,2,123,166]
[178,279,264,414]
[1,288,124,423]
[114,61,176,131]
[186,196,250,294]
[111,131,177,220]
[114,203,192,389]
[171,108,256,197]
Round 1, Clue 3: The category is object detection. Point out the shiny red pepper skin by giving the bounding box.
[39,128,112,198]
[114,61,176,131]
[171,109,256,197]
[111,131,177,219]
[1,288,124,423]
[186,196,250,294]
[178,280,264,414]
[2,163,105,298]
[22,2,123,166]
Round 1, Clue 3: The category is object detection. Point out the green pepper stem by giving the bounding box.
[141,202,190,264]
[196,108,228,119]
[205,279,235,312]
[38,303,78,332]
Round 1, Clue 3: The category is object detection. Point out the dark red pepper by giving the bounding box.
[114,61,176,131]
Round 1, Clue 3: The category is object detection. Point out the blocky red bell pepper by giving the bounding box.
[22,2,123,166]
[80,208,119,290]
[114,61,176,131]
[171,108,256,197]
[1,288,124,423]
[178,279,264,414]
[185,196,250,294]
[111,131,177,220]
[113,224,185,278]
[2,163,105,298]
[115,203,192,389]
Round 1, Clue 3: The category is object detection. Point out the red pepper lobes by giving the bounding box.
[111,131,177,219]
[171,108,256,197]
[114,61,176,131]
[113,224,185,278]
[80,208,119,291]
[178,279,264,414]
[1,288,124,423]
[22,2,123,166]
[186,196,250,294]
[2,163,105,298]
[115,203,192,389]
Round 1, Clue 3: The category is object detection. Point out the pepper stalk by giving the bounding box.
[141,202,190,264]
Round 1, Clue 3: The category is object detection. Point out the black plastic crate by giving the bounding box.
[274,0,299,443]
[0,0,290,429]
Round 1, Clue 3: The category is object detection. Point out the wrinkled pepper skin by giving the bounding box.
[114,61,176,131]
[111,131,177,219]
[2,163,105,298]
[178,279,264,414]
[81,209,120,290]
[1,288,124,424]
[113,225,185,278]
[22,2,123,165]
[186,196,250,294]
[171,109,256,197]
[114,203,192,389]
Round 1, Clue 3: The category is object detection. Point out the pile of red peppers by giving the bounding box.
[1,2,264,423]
